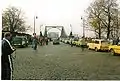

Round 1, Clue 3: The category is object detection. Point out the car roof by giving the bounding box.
[14,36,26,38]
[92,39,106,41]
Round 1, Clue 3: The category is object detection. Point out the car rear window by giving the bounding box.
[101,41,108,44]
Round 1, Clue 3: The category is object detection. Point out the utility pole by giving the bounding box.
[70,24,72,33]
[81,17,85,38]
[70,24,73,38]
[33,16,38,35]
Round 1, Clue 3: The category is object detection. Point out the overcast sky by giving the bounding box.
[1,0,96,37]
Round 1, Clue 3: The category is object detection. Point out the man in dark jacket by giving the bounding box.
[1,32,16,80]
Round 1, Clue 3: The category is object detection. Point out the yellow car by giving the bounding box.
[76,39,82,46]
[72,40,77,46]
[109,44,120,55]
[87,39,109,51]
[71,38,79,46]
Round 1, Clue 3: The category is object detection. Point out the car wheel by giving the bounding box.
[95,47,98,52]
[88,47,90,50]
[21,45,24,48]
[110,49,116,56]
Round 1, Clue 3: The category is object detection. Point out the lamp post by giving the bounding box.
[81,17,85,38]
[70,24,72,32]
[70,24,72,38]
[33,16,38,35]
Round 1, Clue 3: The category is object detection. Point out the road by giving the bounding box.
[12,42,120,80]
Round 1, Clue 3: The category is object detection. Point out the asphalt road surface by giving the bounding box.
[12,42,120,80]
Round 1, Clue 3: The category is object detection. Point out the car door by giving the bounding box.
[115,45,120,54]
[94,40,99,49]
[78,39,81,46]
[88,40,94,49]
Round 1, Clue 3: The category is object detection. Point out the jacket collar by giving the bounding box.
[3,38,14,50]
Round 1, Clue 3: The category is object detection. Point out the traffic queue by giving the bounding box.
[60,37,120,56]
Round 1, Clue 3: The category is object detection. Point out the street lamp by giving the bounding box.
[81,17,85,38]
[70,24,73,38]
[70,24,72,32]
[33,16,38,35]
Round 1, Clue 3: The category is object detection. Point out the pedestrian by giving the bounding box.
[32,36,38,50]
[41,38,43,46]
[70,38,73,47]
[80,36,86,51]
[1,32,16,80]
[42,37,45,45]
[46,37,48,45]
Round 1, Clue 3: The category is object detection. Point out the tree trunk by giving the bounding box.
[107,7,111,39]
[98,22,101,39]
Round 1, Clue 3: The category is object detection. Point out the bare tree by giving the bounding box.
[86,0,120,39]
[86,0,104,39]
[100,0,119,39]
[2,6,31,32]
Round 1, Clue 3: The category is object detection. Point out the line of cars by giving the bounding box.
[61,38,120,56]
[87,39,120,55]
[61,38,88,47]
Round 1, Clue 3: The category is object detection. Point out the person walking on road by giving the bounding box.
[45,37,48,45]
[32,36,38,50]
[80,36,86,51]
[1,32,16,80]
[70,38,73,47]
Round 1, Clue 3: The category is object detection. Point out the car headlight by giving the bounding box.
[22,41,25,45]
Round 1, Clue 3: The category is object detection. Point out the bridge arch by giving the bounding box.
[44,26,67,38]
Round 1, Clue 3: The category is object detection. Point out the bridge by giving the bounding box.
[43,26,68,38]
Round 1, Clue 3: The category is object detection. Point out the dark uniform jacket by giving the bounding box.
[2,39,14,70]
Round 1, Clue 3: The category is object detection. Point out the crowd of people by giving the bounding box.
[30,35,49,50]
